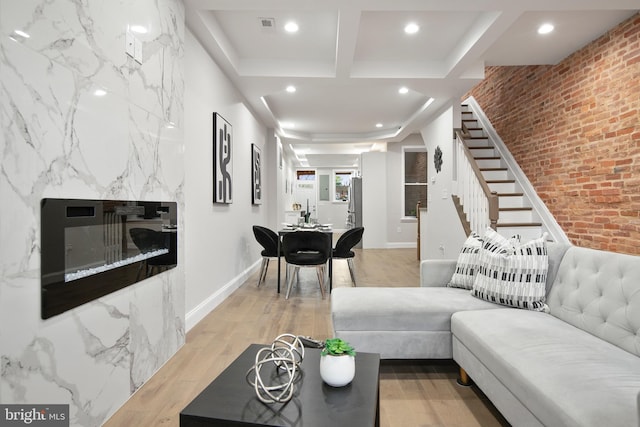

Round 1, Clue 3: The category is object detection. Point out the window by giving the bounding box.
[334,171,352,202]
[296,170,316,181]
[403,148,428,217]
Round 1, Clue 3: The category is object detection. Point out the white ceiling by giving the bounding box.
[184,0,638,168]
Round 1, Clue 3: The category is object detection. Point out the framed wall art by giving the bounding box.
[213,113,233,203]
[434,145,443,173]
[251,143,262,205]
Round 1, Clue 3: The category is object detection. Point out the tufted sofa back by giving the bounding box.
[547,246,640,357]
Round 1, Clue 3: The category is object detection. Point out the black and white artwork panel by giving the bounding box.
[252,143,262,205]
[213,113,233,204]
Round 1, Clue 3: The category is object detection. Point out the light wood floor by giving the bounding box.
[104,247,509,427]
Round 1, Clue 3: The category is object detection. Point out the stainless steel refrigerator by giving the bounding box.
[347,177,363,248]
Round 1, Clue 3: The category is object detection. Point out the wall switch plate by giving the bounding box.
[125,31,135,57]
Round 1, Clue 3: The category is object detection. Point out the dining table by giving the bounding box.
[277,224,333,294]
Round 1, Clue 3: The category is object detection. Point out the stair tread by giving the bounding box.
[467,145,492,148]
[480,168,508,171]
[486,179,515,183]
[474,156,501,160]
[500,207,533,211]
[497,192,524,196]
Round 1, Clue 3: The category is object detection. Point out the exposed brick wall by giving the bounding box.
[465,13,640,255]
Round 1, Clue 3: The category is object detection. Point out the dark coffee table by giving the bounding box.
[180,343,380,426]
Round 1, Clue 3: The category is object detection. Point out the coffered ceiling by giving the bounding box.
[184,0,638,167]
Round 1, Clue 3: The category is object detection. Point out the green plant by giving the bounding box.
[322,338,356,357]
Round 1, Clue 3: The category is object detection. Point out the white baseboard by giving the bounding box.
[185,260,261,332]
[386,242,417,249]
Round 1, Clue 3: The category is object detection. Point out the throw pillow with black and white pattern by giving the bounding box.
[448,232,483,290]
[472,227,549,311]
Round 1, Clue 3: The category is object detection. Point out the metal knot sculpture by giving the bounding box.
[246,334,305,404]
[271,333,305,368]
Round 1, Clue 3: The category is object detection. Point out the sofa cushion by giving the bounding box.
[547,246,640,357]
[448,232,482,289]
[452,309,640,427]
[331,287,502,332]
[472,228,549,311]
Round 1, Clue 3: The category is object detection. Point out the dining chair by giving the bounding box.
[332,227,364,286]
[282,231,331,299]
[252,225,281,287]
[129,227,174,279]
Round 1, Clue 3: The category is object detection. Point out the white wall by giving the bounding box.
[361,152,388,248]
[318,202,349,229]
[183,29,269,329]
[420,104,467,259]
[386,134,426,248]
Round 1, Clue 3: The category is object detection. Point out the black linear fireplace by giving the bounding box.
[41,198,178,319]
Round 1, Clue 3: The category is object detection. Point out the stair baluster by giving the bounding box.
[454,129,499,234]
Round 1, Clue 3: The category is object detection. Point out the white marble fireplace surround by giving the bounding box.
[0,1,185,425]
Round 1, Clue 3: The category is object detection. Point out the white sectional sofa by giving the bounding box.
[331,243,640,426]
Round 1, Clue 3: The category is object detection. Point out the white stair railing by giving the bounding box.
[453,129,498,234]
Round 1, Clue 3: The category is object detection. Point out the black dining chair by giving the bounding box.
[252,225,281,287]
[282,231,331,299]
[332,227,364,286]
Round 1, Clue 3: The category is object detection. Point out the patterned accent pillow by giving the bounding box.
[448,232,483,290]
[472,227,549,311]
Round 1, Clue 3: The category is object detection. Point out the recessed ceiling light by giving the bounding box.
[375,123,383,128]
[404,23,420,34]
[93,89,107,97]
[398,87,409,95]
[538,23,554,35]
[130,25,148,34]
[14,30,30,38]
[286,85,296,93]
[284,21,299,33]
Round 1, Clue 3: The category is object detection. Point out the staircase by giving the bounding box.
[459,105,544,241]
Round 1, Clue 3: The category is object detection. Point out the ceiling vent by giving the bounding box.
[259,17,276,30]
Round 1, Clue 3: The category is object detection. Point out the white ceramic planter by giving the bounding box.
[320,354,355,387]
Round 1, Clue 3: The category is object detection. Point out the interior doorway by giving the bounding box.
[294,170,317,221]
